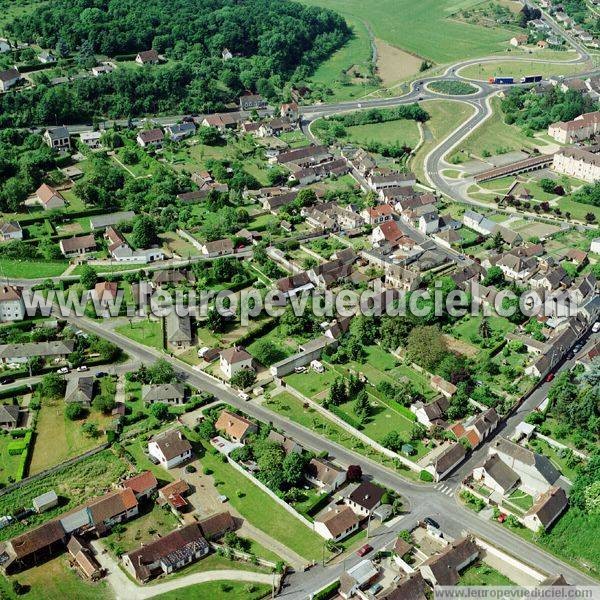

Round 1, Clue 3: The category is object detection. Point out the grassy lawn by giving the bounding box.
[527,438,582,482]
[198,442,328,562]
[300,0,514,63]
[557,196,600,223]
[458,561,514,585]
[451,315,515,347]
[28,398,110,474]
[0,259,68,279]
[0,449,128,541]
[344,119,421,148]
[279,130,310,148]
[412,100,475,182]
[104,501,181,556]
[306,15,379,101]
[459,60,587,81]
[452,97,549,160]
[506,489,534,512]
[115,319,164,351]
[0,555,111,600]
[152,581,271,600]
[246,326,297,367]
[71,263,146,275]
[538,508,600,579]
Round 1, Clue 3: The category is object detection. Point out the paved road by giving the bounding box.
[60,311,599,594]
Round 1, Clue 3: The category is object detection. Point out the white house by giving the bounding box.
[314,506,359,541]
[344,482,385,517]
[487,438,560,496]
[0,68,20,92]
[0,221,23,241]
[463,210,495,235]
[219,346,254,379]
[522,486,568,532]
[473,454,520,495]
[306,457,346,492]
[0,286,25,322]
[148,429,192,469]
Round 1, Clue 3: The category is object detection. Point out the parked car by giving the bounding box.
[294,366,306,374]
[76,365,88,372]
[424,516,440,530]
[96,371,108,377]
[0,377,15,385]
[238,391,250,401]
[592,321,600,333]
[356,544,373,557]
[57,367,69,374]
[546,373,554,382]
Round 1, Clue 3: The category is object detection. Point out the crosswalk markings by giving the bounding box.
[434,483,455,496]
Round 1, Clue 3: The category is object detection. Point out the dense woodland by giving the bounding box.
[0,0,350,125]
[501,87,596,133]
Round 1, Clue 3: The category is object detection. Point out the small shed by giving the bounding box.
[32,490,58,513]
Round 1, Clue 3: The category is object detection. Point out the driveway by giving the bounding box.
[90,540,277,600]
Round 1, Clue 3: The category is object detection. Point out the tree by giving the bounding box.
[491,230,504,251]
[326,377,347,407]
[282,452,306,487]
[250,339,285,366]
[197,126,224,146]
[381,431,404,452]
[65,403,86,420]
[353,389,371,422]
[406,326,447,372]
[231,368,256,389]
[81,422,99,438]
[131,215,157,249]
[79,264,98,289]
[349,316,378,345]
[295,188,317,207]
[206,308,226,333]
[479,317,491,340]
[346,373,364,398]
[347,464,362,482]
[148,359,176,384]
[38,373,66,399]
[482,266,504,287]
[539,178,556,194]
[93,395,116,414]
[150,402,170,421]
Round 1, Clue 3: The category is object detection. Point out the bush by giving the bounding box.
[419,470,434,482]
[65,403,86,421]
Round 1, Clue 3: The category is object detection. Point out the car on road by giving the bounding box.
[0,377,15,385]
[356,544,373,557]
[546,373,554,382]
[238,391,250,401]
[592,321,600,333]
[57,367,69,374]
[424,516,440,530]
[76,365,88,372]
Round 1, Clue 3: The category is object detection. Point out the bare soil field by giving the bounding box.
[375,39,422,86]
[443,334,478,357]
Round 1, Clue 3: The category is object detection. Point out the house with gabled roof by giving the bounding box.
[166,312,193,349]
[135,49,159,65]
[148,429,192,469]
[59,234,97,257]
[314,506,359,541]
[0,221,22,241]
[0,68,21,92]
[305,457,346,491]
[123,523,209,582]
[488,438,560,495]
[428,442,466,481]
[64,376,95,407]
[36,184,65,210]
[473,453,520,495]
[215,409,257,443]
[43,126,70,151]
[121,471,158,500]
[0,404,19,430]
[142,383,186,406]
[219,346,253,378]
[419,536,479,586]
[345,481,385,517]
[522,486,568,532]
[136,128,164,148]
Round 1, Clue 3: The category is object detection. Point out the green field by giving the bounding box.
[153,581,271,600]
[307,15,379,101]
[0,259,68,279]
[116,319,164,351]
[0,431,27,486]
[300,0,514,63]
[28,398,111,474]
[452,97,549,160]
[459,60,587,81]
[458,562,514,586]
[412,99,476,182]
[345,119,421,148]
